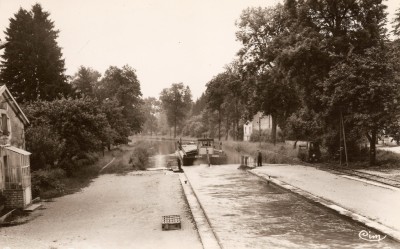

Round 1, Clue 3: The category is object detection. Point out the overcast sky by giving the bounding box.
[0,0,399,99]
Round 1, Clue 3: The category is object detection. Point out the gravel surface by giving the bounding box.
[0,171,202,249]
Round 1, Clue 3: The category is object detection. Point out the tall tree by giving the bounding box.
[320,46,398,165]
[236,4,300,143]
[206,72,229,141]
[97,65,144,133]
[0,4,71,103]
[142,97,160,136]
[160,83,192,138]
[393,7,400,37]
[302,0,390,165]
[71,66,101,98]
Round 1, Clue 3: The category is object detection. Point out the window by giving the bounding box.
[0,102,7,110]
[1,114,9,135]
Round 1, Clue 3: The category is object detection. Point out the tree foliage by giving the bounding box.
[24,98,113,173]
[97,65,144,133]
[0,4,71,103]
[141,97,160,135]
[394,7,400,38]
[71,66,101,98]
[160,83,192,138]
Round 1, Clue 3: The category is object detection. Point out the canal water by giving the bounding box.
[184,164,399,249]
[144,139,398,248]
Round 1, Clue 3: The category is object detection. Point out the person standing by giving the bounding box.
[257,150,262,166]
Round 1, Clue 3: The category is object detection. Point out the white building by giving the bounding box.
[243,112,273,141]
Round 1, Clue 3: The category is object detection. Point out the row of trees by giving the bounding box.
[0,4,144,173]
[151,1,400,166]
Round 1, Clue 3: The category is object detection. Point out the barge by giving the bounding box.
[177,138,227,166]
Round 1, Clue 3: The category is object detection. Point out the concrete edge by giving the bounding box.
[248,170,400,243]
[178,173,223,249]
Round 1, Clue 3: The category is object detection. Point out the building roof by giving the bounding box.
[5,145,31,155]
[0,85,29,125]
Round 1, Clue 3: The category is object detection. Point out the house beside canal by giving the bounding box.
[243,112,275,141]
[0,85,32,209]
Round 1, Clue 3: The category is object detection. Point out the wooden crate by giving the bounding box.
[162,215,181,230]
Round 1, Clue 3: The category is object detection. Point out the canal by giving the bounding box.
[144,138,398,248]
[184,165,398,249]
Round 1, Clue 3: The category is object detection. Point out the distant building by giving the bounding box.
[0,85,32,209]
[243,112,273,141]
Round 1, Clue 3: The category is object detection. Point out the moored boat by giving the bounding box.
[177,138,227,166]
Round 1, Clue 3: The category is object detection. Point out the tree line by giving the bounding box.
[153,1,400,166]
[3,2,400,168]
[0,4,144,174]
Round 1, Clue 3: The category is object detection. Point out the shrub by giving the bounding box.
[129,145,150,170]
[31,169,66,198]
[26,124,65,171]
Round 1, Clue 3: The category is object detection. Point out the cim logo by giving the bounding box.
[359,230,387,242]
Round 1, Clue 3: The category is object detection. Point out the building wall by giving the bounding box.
[243,112,275,141]
[0,94,26,148]
[252,112,272,131]
[243,122,252,141]
[0,93,27,194]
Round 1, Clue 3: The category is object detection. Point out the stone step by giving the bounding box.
[23,203,42,212]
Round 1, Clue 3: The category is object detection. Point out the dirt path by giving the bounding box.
[0,171,202,249]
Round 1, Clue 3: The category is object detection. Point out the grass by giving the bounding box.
[32,140,157,199]
[222,140,301,165]
[222,140,400,170]
[340,149,400,170]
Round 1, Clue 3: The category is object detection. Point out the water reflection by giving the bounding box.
[146,140,176,168]
[184,165,399,249]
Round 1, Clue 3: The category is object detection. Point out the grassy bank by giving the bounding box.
[32,140,156,199]
[221,140,400,170]
[222,140,302,165]
[342,149,400,169]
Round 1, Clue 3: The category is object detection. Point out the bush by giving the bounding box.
[129,145,150,170]
[31,169,66,198]
[26,124,65,171]
[60,152,100,177]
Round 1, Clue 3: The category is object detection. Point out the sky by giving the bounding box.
[0,0,399,100]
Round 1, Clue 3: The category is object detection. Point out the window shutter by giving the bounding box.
[2,114,8,134]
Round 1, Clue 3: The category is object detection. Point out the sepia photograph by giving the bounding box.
[1,0,400,248]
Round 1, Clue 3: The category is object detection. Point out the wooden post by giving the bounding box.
[339,115,342,166]
[259,116,261,147]
[341,112,348,166]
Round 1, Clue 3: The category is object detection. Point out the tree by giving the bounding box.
[301,0,390,165]
[236,4,300,144]
[320,46,398,165]
[160,83,192,138]
[71,66,101,98]
[393,7,400,37]
[26,124,65,171]
[100,98,131,146]
[24,97,113,173]
[206,72,230,141]
[191,93,207,116]
[142,97,160,136]
[256,70,300,144]
[182,113,207,138]
[97,65,144,133]
[0,4,71,103]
